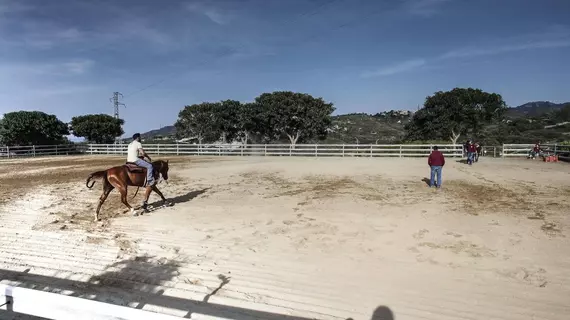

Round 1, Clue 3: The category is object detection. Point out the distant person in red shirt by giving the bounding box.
[530,141,541,159]
[428,146,445,188]
[466,141,477,165]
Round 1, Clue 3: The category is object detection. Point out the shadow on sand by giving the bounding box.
[143,188,210,212]
[0,255,396,319]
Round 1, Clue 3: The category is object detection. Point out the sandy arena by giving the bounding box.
[0,155,569,320]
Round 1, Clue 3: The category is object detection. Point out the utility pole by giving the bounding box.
[110,92,126,143]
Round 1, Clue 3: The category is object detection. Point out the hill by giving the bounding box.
[141,126,176,139]
[506,101,568,119]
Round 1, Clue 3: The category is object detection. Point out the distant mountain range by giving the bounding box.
[505,101,569,118]
[139,101,569,143]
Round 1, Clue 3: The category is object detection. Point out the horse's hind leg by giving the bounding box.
[108,176,136,216]
[95,179,114,222]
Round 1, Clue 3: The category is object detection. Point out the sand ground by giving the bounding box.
[0,155,569,320]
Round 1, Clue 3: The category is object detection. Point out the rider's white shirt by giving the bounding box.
[127,141,143,162]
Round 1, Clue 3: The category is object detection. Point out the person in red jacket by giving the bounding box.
[428,146,445,188]
[466,141,477,165]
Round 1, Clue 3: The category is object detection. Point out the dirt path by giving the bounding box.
[1,156,569,319]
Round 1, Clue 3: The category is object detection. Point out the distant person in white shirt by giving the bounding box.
[127,133,155,186]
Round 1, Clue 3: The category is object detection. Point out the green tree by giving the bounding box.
[236,102,263,145]
[405,87,507,144]
[254,91,335,146]
[70,114,124,143]
[175,103,218,144]
[212,100,241,143]
[0,111,69,146]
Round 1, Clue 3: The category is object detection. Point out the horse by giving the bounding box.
[85,158,172,222]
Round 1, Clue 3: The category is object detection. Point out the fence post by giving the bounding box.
[342,144,345,157]
[289,145,292,157]
[493,147,496,158]
[176,143,179,156]
[6,146,9,158]
[264,144,267,156]
[370,145,373,157]
[501,144,504,158]
[399,145,402,158]
[32,145,36,157]
[157,144,161,155]
[55,145,58,156]
[554,144,557,155]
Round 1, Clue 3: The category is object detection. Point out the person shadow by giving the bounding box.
[421,178,431,186]
[347,306,394,320]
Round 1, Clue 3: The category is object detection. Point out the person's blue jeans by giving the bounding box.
[467,152,474,165]
[135,159,155,186]
[430,166,442,187]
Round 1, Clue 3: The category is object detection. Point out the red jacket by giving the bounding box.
[428,150,445,166]
[467,144,477,153]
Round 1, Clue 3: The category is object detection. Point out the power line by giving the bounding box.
[122,0,351,98]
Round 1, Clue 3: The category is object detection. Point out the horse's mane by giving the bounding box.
[151,159,168,170]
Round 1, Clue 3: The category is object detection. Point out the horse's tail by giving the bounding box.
[86,170,107,189]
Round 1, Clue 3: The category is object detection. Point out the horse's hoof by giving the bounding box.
[164,201,173,207]
[93,218,101,222]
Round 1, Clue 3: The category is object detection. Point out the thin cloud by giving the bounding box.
[62,59,95,75]
[361,59,426,78]
[186,2,231,25]
[404,0,452,17]
[440,28,570,59]
[0,59,95,77]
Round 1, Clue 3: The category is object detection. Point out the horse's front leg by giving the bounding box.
[152,185,173,207]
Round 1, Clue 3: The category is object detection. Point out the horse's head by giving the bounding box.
[153,159,170,181]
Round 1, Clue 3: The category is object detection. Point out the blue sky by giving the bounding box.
[1,0,569,137]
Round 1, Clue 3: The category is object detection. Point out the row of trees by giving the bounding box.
[0,112,123,146]
[174,91,335,146]
[1,87,567,146]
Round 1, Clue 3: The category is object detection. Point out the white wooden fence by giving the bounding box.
[2,143,569,159]
[0,284,182,320]
[501,144,568,157]
[87,143,466,157]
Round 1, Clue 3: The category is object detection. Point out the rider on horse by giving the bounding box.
[128,133,155,187]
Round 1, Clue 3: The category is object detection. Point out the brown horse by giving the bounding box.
[85,159,172,221]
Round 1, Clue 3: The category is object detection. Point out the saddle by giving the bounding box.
[124,156,147,173]
[124,163,146,173]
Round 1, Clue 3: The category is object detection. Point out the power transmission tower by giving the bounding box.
[110,92,126,119]
[110,92,126,143]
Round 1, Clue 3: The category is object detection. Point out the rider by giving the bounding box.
[127,133,155,187]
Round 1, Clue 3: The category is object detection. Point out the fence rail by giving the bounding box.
[2,143,569,159]
[0,144,85,158]
[0,283,182,320]
[85,143,464,157]
[501,144,568,157]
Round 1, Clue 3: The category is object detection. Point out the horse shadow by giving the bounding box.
[456,159,469,164]
[145,188,210,211]
[421,178,431,186]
